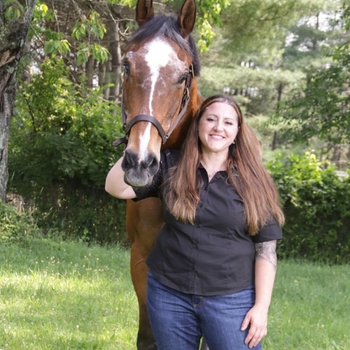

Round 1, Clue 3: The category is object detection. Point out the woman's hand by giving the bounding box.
[241,240,277,348]
[241,304,268,348]
[105,157,136,199]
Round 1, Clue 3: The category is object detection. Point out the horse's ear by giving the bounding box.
[177,0,196,38]
[136,0,154,26]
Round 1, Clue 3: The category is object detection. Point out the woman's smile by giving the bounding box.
[198,102,240,156]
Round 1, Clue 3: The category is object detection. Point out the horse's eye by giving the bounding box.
[178,74,187,84]
[123,62,130,76]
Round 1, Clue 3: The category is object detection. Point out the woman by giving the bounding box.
[106,95,284,350]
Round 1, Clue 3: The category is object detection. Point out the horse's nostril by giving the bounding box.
[124,150,136,168]
[146,155,159,176]
[150,157,158,170]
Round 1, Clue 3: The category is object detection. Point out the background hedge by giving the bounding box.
[268,153,350,264]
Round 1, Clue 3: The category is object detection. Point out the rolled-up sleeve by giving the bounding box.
[252,219,283,243]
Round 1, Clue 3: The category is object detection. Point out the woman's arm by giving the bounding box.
[105,157,136,199]
[241,240,277,349]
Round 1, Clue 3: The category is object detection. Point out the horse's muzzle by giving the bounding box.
[122,149,159,187]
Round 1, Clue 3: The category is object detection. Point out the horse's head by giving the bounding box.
[119,0,200,187]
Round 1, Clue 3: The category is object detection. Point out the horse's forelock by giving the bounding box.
[130,14,200,77]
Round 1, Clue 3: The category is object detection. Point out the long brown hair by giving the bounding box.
[163,95,284,235]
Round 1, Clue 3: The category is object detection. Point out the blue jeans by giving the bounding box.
[146,270,261,350]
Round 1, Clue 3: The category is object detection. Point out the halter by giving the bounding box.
[112,64,194,148]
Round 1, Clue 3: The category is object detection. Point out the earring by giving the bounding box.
[232,140,236,144]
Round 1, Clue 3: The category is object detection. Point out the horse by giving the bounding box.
[113,0,204,348]
[114,0,262,348]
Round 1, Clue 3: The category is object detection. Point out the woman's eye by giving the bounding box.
[225,121,233,125]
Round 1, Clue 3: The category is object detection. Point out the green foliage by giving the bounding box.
[30,1,109,65]
[198,0,340,121]
[71,11,109,64]
[76,43,109,65]
[272,62,350,144]
[4,0,24,20]
[29,1,62,44]
[9,58,127,243]
[71,11,107,40]
[198,66,304,115]
[44,39,71,55]
[0,203,41,242]
[268,153,350,263]
[197,0,231,51]
[272,1,350,145]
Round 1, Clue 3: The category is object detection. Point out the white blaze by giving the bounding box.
[139,123,152,162]
[138,38,176,161]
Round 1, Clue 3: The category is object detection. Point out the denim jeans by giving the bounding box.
[146,270,261,350]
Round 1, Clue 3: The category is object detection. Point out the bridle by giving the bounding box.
[112,64,194,148]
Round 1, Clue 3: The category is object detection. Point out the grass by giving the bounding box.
[0,237,349,350]
[267,261,350,350]
[0,238,138,350]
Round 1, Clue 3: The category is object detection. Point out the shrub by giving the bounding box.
[8,58,127,244]
[0,202,42,242]
[268,153,350,263]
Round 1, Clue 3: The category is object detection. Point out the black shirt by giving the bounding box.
[133,149,283,296]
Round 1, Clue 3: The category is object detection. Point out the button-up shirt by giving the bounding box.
[133,149,282,296]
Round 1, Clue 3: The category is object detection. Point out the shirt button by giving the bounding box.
[193,243,198,249]
[190,265,195,270]
[204,186,208,191]
[199,202,203,207]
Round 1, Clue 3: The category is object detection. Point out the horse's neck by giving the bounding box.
[195,87,204,107]
[162,83,202,150]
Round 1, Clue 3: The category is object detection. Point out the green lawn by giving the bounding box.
[0,238,349,350]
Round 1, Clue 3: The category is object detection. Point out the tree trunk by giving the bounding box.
[272,83,283,150]
[276,82,283,111]
[108,19,122,103]
[86,55,94,89]
[312,12,319,51]
[98,60,111,100]
[98,60,106,88]
[331,144,341,169]
[271,131,278,151]
[0,0,37,203]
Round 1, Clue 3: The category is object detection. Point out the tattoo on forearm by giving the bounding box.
[255,241,277,270]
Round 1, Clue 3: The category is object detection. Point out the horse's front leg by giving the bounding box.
[130,242,156,350]
[126,198,164,350]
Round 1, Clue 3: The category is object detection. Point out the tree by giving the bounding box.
[195,0,345,158]
[197,0,335,115]
[0,0,37,203]
[272,1,350,161]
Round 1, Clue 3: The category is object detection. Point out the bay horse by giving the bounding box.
[114,0,261,349]
[114,0,203,348]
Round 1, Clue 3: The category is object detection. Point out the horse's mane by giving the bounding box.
[130,14,201,77]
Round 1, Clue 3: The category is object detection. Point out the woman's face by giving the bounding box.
[198,102,240,156]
